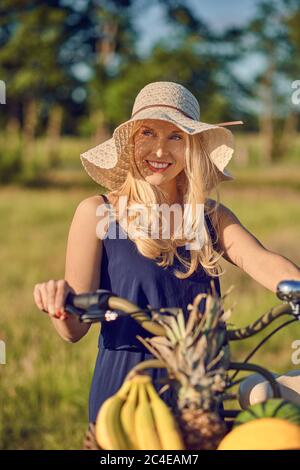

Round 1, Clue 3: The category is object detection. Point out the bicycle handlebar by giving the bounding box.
[227,303,294,341]
[63,281,300,403]
[64,280,300,341]
[65,289,166,336]
[228,280,300,341]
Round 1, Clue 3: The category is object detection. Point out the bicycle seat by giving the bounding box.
[238,370,300,408]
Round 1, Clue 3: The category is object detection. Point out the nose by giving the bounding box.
[156,148,164,159]
[155,141,169,159]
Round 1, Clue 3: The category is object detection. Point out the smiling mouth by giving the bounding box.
[145,160,173,173]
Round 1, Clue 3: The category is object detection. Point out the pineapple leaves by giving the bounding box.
[135,285,235,412]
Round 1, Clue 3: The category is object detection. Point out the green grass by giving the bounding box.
[0,165,300,449]
[0,187,99,449]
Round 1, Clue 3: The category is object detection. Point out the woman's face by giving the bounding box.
[133,120,186,187]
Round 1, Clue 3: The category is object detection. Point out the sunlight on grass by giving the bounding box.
[0,174,299,449]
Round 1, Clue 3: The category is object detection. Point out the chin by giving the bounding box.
[145,175,170,186]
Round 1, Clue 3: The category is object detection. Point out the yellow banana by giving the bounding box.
[131,374,152,385]
[95,380,132,450]
[134,382,162,450]
[117,379,133,400]
[120,382,139,449]
[146,382,185,450]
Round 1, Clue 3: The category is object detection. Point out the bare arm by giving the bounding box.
[34,195,106,343]
[209,200,300,293]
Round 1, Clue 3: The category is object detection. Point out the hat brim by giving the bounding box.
[80,107,235,191]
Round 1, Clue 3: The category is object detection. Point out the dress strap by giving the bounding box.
[101,193,109,204]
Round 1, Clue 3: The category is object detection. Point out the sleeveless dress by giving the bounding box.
[88,194,222,423]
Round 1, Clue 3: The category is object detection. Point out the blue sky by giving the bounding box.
[72,0,265,100]
[135,0,260,55]
[135,0,264,82]
[187,0,260,31]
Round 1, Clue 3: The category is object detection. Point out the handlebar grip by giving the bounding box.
[65,289,117,311]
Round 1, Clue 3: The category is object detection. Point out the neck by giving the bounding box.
[158,180,181,205]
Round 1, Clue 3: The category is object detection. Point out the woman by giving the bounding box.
[33,81,300,434]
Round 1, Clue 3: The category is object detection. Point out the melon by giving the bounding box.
[234,398,300,428]
[218,418,300,450]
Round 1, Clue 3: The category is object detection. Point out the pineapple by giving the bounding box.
[137,281,234,450]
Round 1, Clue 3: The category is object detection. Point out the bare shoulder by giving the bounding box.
[71,195,108,239]
[205,198,240,226]
[206,198,268,270]
[65,195,105,299]
[74,194,108,221]
[76,194,106,213]
[205,199,244,265]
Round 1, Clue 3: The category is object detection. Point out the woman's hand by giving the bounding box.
[33,279,74,320]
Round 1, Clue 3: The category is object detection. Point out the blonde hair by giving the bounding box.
[106,120,225,280]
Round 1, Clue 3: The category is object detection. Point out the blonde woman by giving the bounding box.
[33,82,300,434]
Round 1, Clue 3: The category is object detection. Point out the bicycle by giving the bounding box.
[64,279,300,448]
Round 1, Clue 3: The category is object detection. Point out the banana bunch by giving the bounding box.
[95,374,185,450]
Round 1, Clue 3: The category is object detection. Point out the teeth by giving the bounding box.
[148,161,170,169]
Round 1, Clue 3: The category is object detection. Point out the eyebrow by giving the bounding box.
[141,125,184,134]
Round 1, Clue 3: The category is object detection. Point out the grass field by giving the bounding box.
[0,162,300,449]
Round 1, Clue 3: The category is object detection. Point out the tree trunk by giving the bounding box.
[22,98,39,156]
[278,111,298,161]
[258,63,275,165]
[23,98,38,141]
[46,104,63,168]
[91,109,110,146]
[6,102,21,137]
[97,19,118,66]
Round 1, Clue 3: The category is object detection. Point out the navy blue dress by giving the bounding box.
[88,194,222,423]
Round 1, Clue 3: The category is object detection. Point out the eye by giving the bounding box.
[171,134,182,140]
[141,129,153,136]
[141,129,182,140]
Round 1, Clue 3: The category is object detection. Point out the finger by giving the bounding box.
[54,280,67,317]
[33,284,44,311]
[39,283,49,313]
[46,280,57,316]
[59,312,69,321]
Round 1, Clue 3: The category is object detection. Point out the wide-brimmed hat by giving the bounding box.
[80,81,242,191]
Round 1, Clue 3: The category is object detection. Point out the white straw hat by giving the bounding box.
[80,81,242,191]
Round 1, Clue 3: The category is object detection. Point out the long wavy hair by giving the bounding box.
[106,120,225,280]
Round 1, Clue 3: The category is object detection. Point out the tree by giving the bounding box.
[94,0,251,132]
[243,0,300,163]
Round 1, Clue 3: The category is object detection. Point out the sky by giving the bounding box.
[70,0,267,108]
[134,0,264,82]
[136,0,260,55]
[188,0,259,30]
